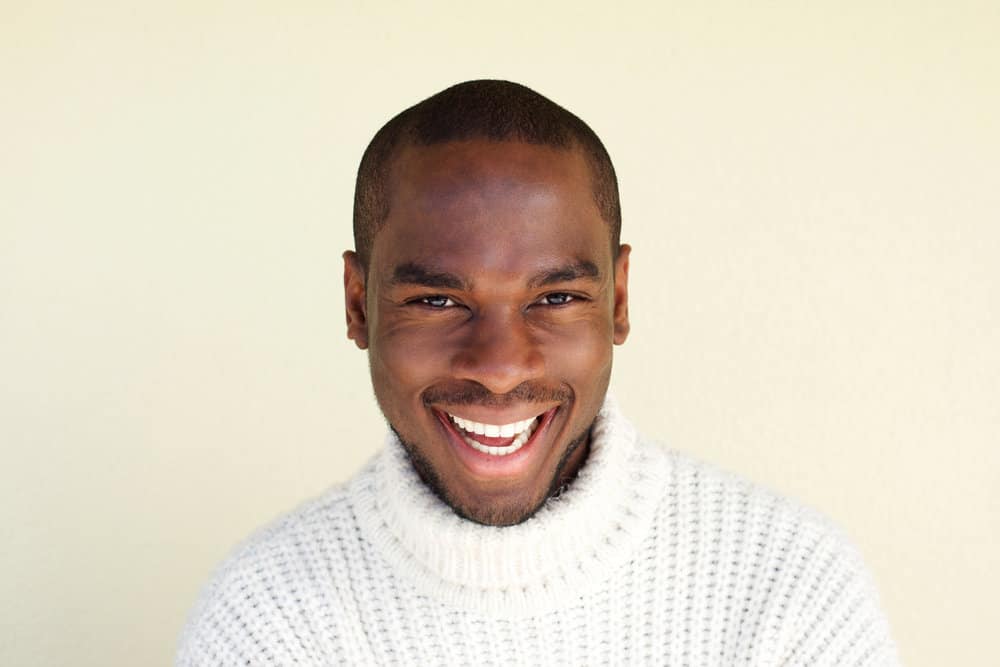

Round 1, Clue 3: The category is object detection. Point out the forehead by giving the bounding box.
[372,140,609,279]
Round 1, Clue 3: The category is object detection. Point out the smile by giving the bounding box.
[446,411,545,457]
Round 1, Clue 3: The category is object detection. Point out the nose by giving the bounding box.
[450,308,545,395]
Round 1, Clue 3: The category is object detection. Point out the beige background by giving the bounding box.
[2,1,997,665]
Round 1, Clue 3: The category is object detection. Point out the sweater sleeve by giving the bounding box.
[779,520,901,667]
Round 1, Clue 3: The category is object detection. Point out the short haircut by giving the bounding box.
[352,80,621,271]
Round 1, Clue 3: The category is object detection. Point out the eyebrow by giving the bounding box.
[390,262,468,290]
[388,259,601,291]
[527,260,601,288]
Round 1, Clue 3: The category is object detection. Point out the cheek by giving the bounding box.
[541,317,614,380]
[370,320,450,393]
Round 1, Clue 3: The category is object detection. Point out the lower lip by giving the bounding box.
[434,407,559,478]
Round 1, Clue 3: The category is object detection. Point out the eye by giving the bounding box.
[539,292,575,306]
[417,295,457,308]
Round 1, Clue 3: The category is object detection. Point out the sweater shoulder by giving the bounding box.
[646,439,858,548]
[650,440,883,587]
[175,481,361,665]
[206,480,356,579]
[641,440,900,665]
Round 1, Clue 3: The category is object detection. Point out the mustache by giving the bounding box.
[422,382,571,408]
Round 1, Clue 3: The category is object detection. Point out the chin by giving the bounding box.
[453,489,549,527]
[392,415,593,527]
[396,428,547,526]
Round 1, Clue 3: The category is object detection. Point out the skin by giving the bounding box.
[343,139,630,526]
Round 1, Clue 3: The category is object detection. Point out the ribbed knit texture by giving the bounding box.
[177,398,900,666]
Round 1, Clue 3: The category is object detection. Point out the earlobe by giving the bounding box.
[613,244,631,345]
[343,250,369,350]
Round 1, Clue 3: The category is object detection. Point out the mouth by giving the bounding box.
[432,405,560,468]
[447,412,543,456]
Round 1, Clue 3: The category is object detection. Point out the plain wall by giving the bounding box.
[2,2,997,665]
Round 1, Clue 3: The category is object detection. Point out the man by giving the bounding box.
[178,80,899,665]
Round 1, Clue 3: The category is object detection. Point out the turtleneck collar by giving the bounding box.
[350,395,668,618]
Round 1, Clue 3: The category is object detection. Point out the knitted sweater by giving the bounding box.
[177,398,900,666]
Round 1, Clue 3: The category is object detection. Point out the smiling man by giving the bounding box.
[178,81,899,665]
[348,135,628,529]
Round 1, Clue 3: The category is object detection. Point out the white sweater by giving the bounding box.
[177,398,900,666]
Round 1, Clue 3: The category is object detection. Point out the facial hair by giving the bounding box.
[390,419,593,527]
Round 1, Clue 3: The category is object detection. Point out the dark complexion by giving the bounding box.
[344,139,630,526]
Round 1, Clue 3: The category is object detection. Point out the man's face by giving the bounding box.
[344,139,630,526]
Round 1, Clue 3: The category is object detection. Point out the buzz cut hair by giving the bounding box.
[352,79,622,271]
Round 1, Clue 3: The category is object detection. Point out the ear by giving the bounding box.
[612,244,631,345]
[343,250,369,350]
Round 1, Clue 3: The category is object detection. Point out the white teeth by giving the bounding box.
[447,412,543,456]
[450,414,538,438]
[460,419,538,456]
